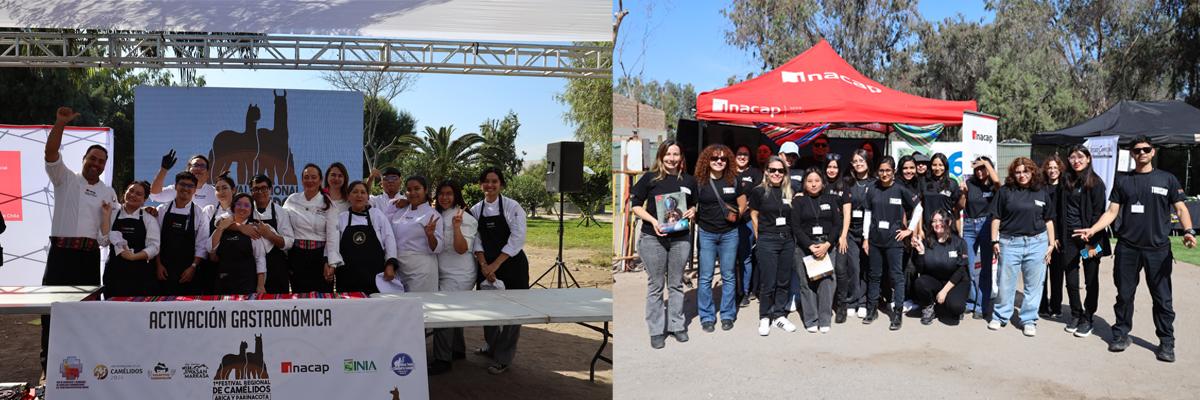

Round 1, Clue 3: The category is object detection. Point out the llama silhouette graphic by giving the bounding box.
[209,90,298,186]
[214,334,269,380]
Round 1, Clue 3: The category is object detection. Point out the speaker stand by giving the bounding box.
[533,193,580,289]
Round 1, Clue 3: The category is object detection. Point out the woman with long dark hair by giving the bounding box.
[429,180,478,375]
[962,157,1000,320]
[470,168,529,374]
[989,157,1056,336]
[749,156,797,336]
[391,176,442,293]
[200,171,238,294]
[862,156,921,331]
[630,140,697,348]
[325,162,351,215]
[912,209,971,325]
[1039,155,1066,319]
[733,144,761,307]
[792,168,843,333]
[822,155,853,323]
[284,163,337,293]
[693,144,746,332]
[844,149,875,320]
[1058,146,1108,337]
[101,181,161,297]
[920,153,963,236]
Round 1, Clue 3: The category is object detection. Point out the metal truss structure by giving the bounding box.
[0,31,611,79]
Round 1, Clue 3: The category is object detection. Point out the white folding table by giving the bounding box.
[0,286,102,314]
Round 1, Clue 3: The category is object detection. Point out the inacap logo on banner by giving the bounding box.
[134,86,363,204]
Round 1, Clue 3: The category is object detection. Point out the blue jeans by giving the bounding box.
[736,221,756,296]
[698,227,739,323]
[994,232,1049,326]
[962,217,994,315]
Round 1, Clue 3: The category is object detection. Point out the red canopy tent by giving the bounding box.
[696,39,977,126]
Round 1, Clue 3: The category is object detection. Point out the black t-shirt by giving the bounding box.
[1062,176,1107,231]
[921,175,962,222]
[736,167,762,191]
[630,173,698,238]
[748,185,791,235]
[695,175,745,233]
[787,167,806,185]
[866,181,919,248]
[824,178,852,206]
[915,235,969,285]
[1109,169,1186,249]
[990,185,1056,236]
[791,192,843,254]
[964,178,996,219]
[847,176,876,240]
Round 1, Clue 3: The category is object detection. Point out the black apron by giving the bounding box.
[103,208,156,297]
[474,197,529,290]
[194,207,227,295]
[159,203,198,296]
[215,228,258,294]
[256,203,291,293]
[336,210,386,294]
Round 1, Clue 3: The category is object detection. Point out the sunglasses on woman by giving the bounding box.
[767,168,786,174]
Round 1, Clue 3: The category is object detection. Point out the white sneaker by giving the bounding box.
[806,325,818,333]
[758,318,770,336]
[987,320,1002,331]
[1023,324,1037,337]
[856,307,867,318]
[819,326,830,334]
[788,299,797,312]
[903,300,915,313]
[773,317,797,332]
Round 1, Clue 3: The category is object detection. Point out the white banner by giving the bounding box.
[1083,135,1119,204]
[0,125,114,285]
[890,141,968,181]
[47,298,429,399]
[962,111,999,170]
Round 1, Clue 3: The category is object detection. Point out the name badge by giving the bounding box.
[889,198,901,205]
[723,187,736,194]
[775,217,787,226]
[949,250,958,258]
[852,210,863,218]
[983,192,993,198]
[680,187,692,195]
[1034,200,1045,207]
[940,190,952,196]
[878,221,890,230]
[742,176,751,182]
[812,226,824,235]
[1131,204,1145,214]
[820,204,831,211]
[1151,186,1168,196]
[791,175,803,181]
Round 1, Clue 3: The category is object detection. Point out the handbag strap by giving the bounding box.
[708,178,733,212]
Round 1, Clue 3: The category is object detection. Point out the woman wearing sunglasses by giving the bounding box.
[962,157,999,320]
[748,156,798,336]
[694,144,747,332]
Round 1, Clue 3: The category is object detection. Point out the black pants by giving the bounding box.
[911,275,970,317]
[41,246,100,372]
[1111,241,1175,343]
[755,232,793,320]
[834,237,862,310]
[868,245,905,312]
[1040,244,1066,315]
[288,247,331,293]
[1061,237,1101,319]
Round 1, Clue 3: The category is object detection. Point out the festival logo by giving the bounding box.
[390,353,414,377]
[103,364,144,380]
[55,356,88,389]
[343,359,377,374]
[148,362,175,380]
[213,334,271,400]
[93,364,108,380]
[209,89,299,201]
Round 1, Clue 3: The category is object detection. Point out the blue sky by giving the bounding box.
[615,0,992,93]
[197,66,576,162]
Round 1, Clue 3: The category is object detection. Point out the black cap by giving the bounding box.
[913,152,930,163]
[383,167,402,177]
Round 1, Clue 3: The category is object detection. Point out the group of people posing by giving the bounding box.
[38,106,529,375]
[632,134,1192,363]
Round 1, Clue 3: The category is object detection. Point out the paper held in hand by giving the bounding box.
[802,255,834,281]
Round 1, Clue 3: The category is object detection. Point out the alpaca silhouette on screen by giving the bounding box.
[209,90,298,186]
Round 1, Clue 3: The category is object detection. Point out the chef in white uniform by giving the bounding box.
[149,150,218,210]
[428,181,478,375]
[389,176,443,293]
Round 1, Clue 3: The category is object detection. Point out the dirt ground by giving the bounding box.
[0,245,613,400]
[615,257,1200,399]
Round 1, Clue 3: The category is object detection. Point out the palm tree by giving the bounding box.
[397,125,482,184]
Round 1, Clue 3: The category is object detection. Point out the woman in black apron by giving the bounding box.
[211,193,268,295]
[471,168,529,375]
[102,181,161,297]
[199,172,236,294]
[330,181,397,293]
[155,171,207,296]
[250,174,294,293]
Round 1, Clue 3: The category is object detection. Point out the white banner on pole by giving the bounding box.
[46,298,429,399]
[962,111,999,169]
[0,125,114,285]
[1083,135,1120,204]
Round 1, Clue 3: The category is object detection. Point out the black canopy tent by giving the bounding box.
[1032,100,1200,146]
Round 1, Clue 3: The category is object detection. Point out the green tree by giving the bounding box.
[614,76,698,133]
[321,70,418,173]
[507,172,551,218]
[566,160,611,227]
[396,125,482,185]
[361,96,417,176]
[556,41,614,167]
[478,111,524,178]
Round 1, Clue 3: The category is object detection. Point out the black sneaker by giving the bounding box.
[739,297,751,308]
[672,330,689,343]
[1074,318,1093,338]
[1064,317,1079,333]
[863,308,878,324]
[701,321,716,333]
[1108,336,1131,352]
[835,307,848,324]
[428,360,452,376]
[721,319,734,331]
[889,307,903,331]
[920,305,935,325]
[650,334,666,349]
[1156,343,1176,363]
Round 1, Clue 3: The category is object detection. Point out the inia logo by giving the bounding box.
[780,71,883,93]
[712,98,783,117]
